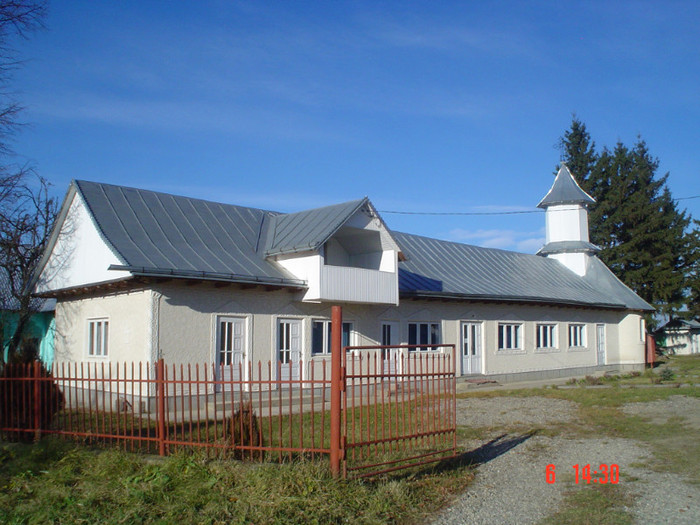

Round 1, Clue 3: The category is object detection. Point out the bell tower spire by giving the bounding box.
[536,164,600,276]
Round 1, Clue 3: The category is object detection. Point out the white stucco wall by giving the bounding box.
[151,282,643,379]
[615,313,646,364]
[36,191,130,293]
[54,289,152,364]
[51,279,646,381]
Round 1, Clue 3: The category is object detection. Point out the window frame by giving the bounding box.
[568,323,587,348]
[86,318,109,358]
[311,319,353,355]
[497,322,522,351]
[535,323,558,351]
[407,321,442,351]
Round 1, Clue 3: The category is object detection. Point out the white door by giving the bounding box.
[461,322,482,375]
[381,322,400,377]
[278,319,302,381]
[217,317,246,390]
[596,324,606,365]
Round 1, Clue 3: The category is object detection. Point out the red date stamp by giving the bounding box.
[546,464,620,484]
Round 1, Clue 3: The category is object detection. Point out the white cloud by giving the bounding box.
[448,227,544,253]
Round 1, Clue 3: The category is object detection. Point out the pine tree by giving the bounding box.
[686,222,700,319]
[558,118,694,319]
[558,116,597,186]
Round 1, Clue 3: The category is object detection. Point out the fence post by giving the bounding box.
[330,305,343,477]
[33,360,41,442]
[156,358,166,456]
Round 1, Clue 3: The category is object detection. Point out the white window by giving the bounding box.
[408,322,441,351]
[640,318,646,342]
[498,323,522,350]
[217,317,245,366]
[87,319,109,357]
[568,324,586,348]
[536,324,557,349]
[311,320,352,354]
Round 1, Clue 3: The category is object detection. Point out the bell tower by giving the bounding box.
[536,164,600,276]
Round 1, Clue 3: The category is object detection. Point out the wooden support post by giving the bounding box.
[330,305,343,477]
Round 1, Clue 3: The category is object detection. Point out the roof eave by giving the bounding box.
[399,290,630,310]
[109,265,307,288]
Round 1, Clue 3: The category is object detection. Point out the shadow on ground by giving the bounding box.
[388,431,537,482]
[465,432,537,466]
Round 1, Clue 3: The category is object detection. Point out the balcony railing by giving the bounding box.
[314,265,397,304]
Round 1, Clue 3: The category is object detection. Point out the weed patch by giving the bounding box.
[540,484,634,525]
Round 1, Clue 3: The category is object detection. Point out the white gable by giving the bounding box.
[35,189,130,293]
[274,202,399,305]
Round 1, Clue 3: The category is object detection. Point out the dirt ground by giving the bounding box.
[433,394,700,525]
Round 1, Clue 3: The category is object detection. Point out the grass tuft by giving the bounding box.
[541,484,634,525]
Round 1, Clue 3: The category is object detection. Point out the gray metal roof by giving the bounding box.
[74,180,305,287]
[537,240,601,256]
[581,257,653,311]
[394,232,653,311]
[656,318,700,332]
[538,164,595,208]
[264,198,368,256]
[56,180,652,311]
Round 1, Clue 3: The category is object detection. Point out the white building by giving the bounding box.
[34,165,653,382]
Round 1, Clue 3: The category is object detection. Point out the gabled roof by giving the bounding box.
[537,164,595,208]
[656,318,700,332]
[264,198,368,257]
[394,232,654,311]
[72,180,305,287]
[38,180,652,312]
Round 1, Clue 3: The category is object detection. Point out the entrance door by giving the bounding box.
[217,316,246,390]
[596,324,606,365]
[461,322,482,375]
[381,322,400,377]
[278,319,302,381]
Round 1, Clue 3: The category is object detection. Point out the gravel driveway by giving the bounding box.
[432,396,700,525]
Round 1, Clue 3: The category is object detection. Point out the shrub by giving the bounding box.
[583,375,603,386]
[225,400,262,459]
[659,368,675,382]
[0,361,65,442]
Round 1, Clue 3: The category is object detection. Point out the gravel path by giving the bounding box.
[432,396,700,525]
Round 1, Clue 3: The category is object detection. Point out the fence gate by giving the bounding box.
[329,306,458,479]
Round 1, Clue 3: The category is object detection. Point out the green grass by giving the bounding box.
[0,438,474,525]
[540,484,634,525]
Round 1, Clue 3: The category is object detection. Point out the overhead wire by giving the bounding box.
[378,195,700,216]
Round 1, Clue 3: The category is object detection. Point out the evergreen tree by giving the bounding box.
[557,116,597,187]
[686,222,700,319]
[559,118,695,319]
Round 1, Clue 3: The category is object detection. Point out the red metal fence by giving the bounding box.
[0,359,332,461]
[342,344,457,477]
[0,308,457,478]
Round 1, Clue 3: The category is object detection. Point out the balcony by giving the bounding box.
[313,264,398,304]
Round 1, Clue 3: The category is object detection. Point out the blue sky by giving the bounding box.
[9,0,700,253]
